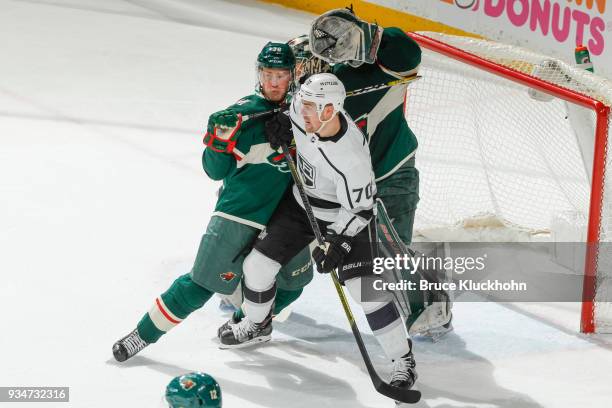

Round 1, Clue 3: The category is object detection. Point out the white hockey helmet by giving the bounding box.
[297,73,346,116]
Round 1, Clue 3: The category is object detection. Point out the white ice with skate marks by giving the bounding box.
[1,0,611,407]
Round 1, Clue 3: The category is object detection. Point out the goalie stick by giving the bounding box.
[280,143,422,404]
[375,200,453,339]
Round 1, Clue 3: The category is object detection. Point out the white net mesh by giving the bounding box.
[406,32,612,332]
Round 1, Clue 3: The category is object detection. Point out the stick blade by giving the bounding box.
[374,378,422,404]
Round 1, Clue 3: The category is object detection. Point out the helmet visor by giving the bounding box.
[295,92,319,117]
[258,68,292,85]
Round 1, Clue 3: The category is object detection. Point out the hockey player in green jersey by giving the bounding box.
[112,42,313,362]
[310,8,420,243]
[311,8,452,338]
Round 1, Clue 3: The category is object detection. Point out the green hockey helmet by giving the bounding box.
[165,372,222,408]
[257,41,296,70]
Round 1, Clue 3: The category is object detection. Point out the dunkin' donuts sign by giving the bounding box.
[439,0,607,55]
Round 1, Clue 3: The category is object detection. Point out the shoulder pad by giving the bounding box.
[228,94,275,116]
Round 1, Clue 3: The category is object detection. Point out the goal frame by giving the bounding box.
[407,32,610,334]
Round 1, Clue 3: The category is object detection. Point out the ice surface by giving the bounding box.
[1,1,611,407]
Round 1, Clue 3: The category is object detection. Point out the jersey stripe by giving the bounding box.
[374,150,416,182]
[290,116,306,135]
[212,212,265,230]
[307,194,341,209]
[340,216,357,235]
[148,297,183,332]
[317,148,354,209]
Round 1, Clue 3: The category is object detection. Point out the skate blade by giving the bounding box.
[218,335,271,350]
[418,322,454,343]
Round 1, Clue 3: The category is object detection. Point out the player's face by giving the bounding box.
[260,67,292,102]
[300,102,335,133]
[300,101,322,133]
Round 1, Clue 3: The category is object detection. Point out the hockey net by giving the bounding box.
[405,32,612,333]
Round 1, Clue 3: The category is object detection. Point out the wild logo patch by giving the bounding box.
[266,151,290,173]
[220,271,236,282]
[180,378,196,391]
[298,153,316,188]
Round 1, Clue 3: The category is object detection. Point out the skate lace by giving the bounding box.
[123,330,147,356]
[231,318,257,341]
[391,353,416,383]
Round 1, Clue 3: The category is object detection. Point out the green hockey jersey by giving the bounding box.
[333,27,421,181]
[202,94,292,229]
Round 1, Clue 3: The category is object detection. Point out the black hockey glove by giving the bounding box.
[312,233,353,274]
[264,111,293,150]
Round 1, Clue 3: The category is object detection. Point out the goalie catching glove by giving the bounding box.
[264,111,293,150]
[312,233,353,273]
[310,8,383,68]
[203,109,243,154]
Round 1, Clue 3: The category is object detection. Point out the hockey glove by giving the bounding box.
[312,233,353,273]
[203,109,242,154]
[264,111,293,150]
[310,8,383,68]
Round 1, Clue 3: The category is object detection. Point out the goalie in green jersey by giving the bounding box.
[218,8,452,341]
[111,41,314,362]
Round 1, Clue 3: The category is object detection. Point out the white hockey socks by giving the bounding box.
[345,277,411,361]
[242,249,281,323]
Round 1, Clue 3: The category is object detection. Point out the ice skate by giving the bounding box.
[219,315,272,349]
[217,311,242,338]
[419,318,453,343]
[112,328,149,362]
[390,344,418,394]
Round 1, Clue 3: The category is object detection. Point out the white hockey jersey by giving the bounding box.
[288,101,377,237]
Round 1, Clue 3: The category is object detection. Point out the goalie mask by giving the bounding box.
[165,372,222,408]
[287,34,331,85]
[309,8,383,68]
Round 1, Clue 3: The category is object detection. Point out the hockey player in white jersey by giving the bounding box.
[219,73,417,391]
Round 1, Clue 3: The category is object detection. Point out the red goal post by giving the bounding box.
[405,31,611,334]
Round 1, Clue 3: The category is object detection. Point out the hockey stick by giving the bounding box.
[280,143,422,404]
[241,107,285,122]
[345,74,421,97]
[240,74,421,122]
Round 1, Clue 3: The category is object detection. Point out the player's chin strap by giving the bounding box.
[314,109,339,134]
[279,142,421,405]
